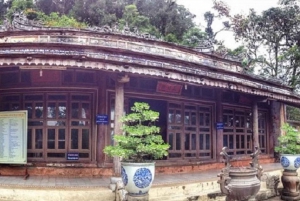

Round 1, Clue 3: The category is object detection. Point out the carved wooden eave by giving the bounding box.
[0,29,298,105]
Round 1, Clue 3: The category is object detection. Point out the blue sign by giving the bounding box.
[216,122,224,130]
[96,114,108,125]
[67,153,79,160]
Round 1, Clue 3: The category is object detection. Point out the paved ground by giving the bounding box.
[0,163,283,201]
[0,163,282,188]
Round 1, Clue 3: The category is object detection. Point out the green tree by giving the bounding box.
[136,0,195,40]
[39,12,87,28]
[118,4,160,37]
[5,0,202,46]
[7,0,35,20]
[181,27,206,48]
[35,0,196,41]
[212,0,300,89]
[104,102,170,162]
[69,0,118,26]
[287,105,300,121]
[164,33,179,43]
[35,0,76,15]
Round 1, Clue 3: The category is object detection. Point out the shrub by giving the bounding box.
[104,102,170,162]
[275,123,300,154]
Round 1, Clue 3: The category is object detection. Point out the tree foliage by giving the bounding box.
[69,0,118,26]
[287,105,300,121]
[118,4,160,37]
[36,0,75,15]
[39,12,87,28]
[212,0,300,89]
[181,27,206,48]
[6,0,35,20]
[104,102,170,162]
[275,123,300,154]
[34,0,197,41]
[3,0,205,47]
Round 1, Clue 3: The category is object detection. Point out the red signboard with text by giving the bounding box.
[156,81,182,95]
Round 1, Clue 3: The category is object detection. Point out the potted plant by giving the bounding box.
[104,102,170,196]
[275,123,300,171]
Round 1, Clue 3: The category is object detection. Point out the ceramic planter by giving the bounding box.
[121,161,155,196]
[280,154,300,200]
[280,154,300,171]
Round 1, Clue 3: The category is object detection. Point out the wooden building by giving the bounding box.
[0,14,296,176]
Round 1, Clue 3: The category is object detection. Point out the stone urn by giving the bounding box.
[218,147,263,201]
[121,161,155,196]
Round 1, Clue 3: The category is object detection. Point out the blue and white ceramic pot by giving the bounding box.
[280,154,300,171]
[121,162,155,196]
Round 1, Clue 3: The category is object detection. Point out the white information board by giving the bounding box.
[0,110,28,164]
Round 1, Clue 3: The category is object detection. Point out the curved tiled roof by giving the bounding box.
[0,13,298,105]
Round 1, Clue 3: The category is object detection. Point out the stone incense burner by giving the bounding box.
[217,147,263,201]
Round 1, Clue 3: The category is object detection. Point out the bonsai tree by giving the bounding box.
[104,102,170,162]
[275,123,300,154]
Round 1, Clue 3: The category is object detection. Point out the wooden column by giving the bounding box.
[252,101,259,150]
[216,89,223,162]
[279,102,286,128]
[97,71,107,166]
[270,101,284,154]
[113,75,129,176]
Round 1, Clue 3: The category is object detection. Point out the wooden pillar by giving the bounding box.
[270,101,285,154]
[216,89,223,162]
[279,102,286,128]
[113,75,129,176]
[252,101,259,150]
[97,71,107,166]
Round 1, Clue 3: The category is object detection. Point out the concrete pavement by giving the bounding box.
[0,163,283,201]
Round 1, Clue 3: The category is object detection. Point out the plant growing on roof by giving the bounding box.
[103,102,170,162]
[275,123,300,155]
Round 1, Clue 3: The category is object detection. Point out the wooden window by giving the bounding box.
[69,95,91,159]
[168,103,212,160]
[46,94,67,159]
[223,108,267,155]
[258,112,267,153]
[168,103,183,158]
[0,92,93,162]
[109,97,115,146]
[25,95,44,159]
[223,107,255,155]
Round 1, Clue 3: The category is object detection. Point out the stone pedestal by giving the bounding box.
[127,194,149,201]
[281,170,300,201]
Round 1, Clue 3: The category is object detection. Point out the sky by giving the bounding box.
[176,0,279,48]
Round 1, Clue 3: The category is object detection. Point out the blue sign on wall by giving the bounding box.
[216,122,224,130]
[67,153,79,160]
[96,114,109,125]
